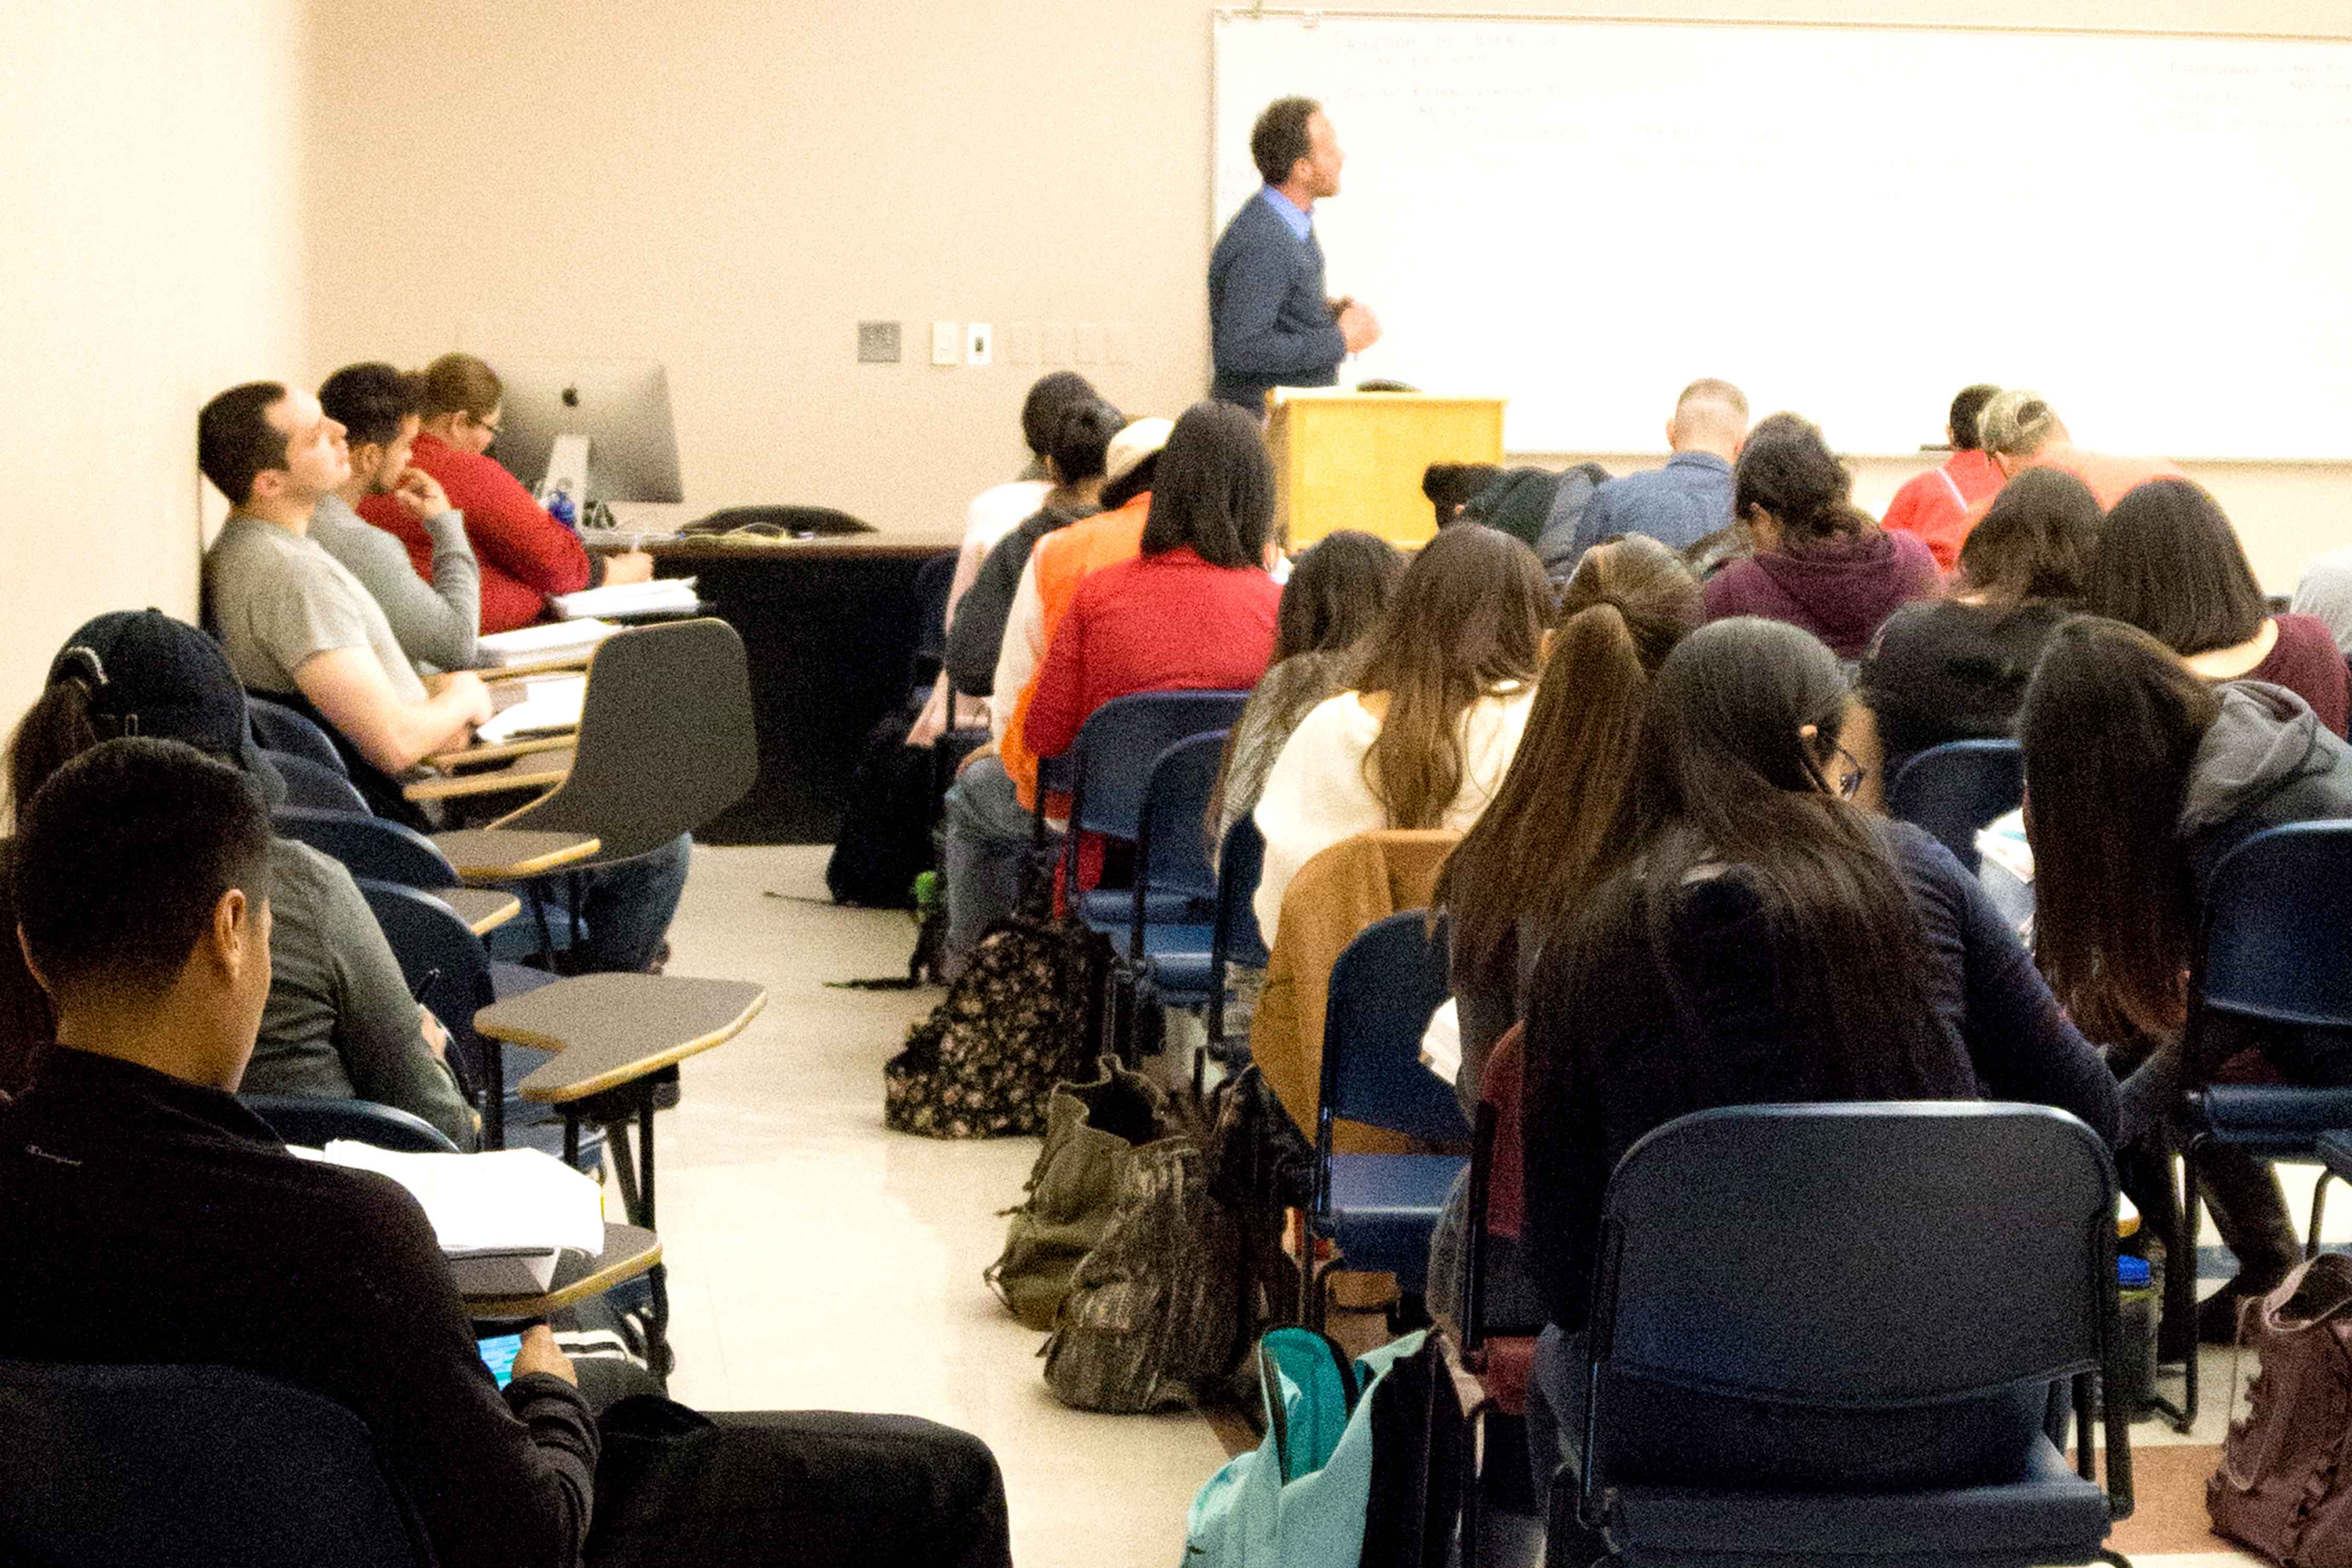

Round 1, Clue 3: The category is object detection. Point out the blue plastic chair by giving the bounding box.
[1052,688,1252,930]
[267,751,371,814]
[0,1360,432,1567]
[1888,739,2023,874]
[1573,1102,2131,1568]
[1301,910,1470,1330]
[1208,815,1271,1048]
[241,1094,462,1154]
[275,807,459,889]
[2164,820,2352,1429]
[1104,731,1230,1060]
[247,695,348,777]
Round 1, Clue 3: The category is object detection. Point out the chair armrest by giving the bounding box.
[480,973,767,1105]
[2187,1084,2352,1146]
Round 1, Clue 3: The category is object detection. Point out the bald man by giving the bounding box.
[1547,379,1750,573]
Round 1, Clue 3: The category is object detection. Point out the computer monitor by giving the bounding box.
[487,357,684,505]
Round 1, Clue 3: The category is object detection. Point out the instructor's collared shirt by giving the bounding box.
[1259,184,1313,241]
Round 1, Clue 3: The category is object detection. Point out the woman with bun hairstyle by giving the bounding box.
[1702,413,1939,660]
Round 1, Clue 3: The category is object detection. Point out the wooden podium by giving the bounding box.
[1266,389,1506,549]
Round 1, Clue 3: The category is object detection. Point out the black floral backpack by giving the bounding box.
[883,908,1111,1138]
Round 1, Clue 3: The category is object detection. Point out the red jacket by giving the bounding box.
[358,433,591,634]
[1881,449,2002,571]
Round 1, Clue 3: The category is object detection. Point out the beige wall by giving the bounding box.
[0,2,308,720]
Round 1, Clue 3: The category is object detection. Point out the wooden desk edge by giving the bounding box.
[504,990,769,1104]
[405,762,570,803]
[426,732,577,770]
[439,890,522,936]
[477,651,594,681]
[436,835,603,881]
[462,1227,662,1320]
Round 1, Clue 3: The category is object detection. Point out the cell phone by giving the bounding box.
[477,1332,524,1389]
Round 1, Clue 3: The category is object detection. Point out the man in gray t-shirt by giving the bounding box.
[315,362,480,673]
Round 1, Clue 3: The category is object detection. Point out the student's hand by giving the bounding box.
[435,669,496,728]
[603,550,656,586]
[1338,303,1381,354]
[512,1323,578,1387]
[391,467,453,521]
[419,1005,449,1062]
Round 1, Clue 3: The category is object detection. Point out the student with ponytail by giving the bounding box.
[1703,413,1939,659]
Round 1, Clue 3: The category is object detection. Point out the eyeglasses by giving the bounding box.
[470,412,502,437]
[1832,745,1864,800]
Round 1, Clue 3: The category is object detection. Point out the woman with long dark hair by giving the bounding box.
[1702,414,1939,660]
[1520,617,2113,1505]
[1249,524,1552,942]
[2021,614,2352,1340]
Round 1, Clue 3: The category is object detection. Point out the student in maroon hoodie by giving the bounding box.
[1703,414,1940,660]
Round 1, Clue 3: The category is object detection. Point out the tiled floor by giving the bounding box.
[650,844,2286,1566]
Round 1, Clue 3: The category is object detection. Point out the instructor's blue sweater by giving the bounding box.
[1208,191,1346,411]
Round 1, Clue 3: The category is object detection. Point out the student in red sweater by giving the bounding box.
[1022,401,1285,893]
[359,353,654,635]
[1880,383,2004,570]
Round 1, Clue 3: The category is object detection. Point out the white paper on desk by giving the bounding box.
[1975,807,2034,884]
[1419,997,1462,1086]
[289,1143,606,1258]
[476,618,623,665]
[549,578,699,620]
[475,674,585,745]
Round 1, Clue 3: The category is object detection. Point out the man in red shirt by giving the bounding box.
[1880,383,2004,571]
[359,353,655,633]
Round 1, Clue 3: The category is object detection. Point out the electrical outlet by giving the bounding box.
[931,320,960,367]
[857,321,902,364]
[966,322,993,367]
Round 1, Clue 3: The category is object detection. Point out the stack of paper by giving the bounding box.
[475,618,625,666]
[291,1143,606,1288]
[475,674,586,745]
[549,578,699,620]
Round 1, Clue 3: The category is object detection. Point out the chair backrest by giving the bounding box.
[248,695,347,776]
[1887,739,2023,874]
[2196,820,2352,1030]
[1589,1103,2112,1468]
[910,548,958,682]
[1129,730,1230,941]
[1067,689,1253,842]
[275,808,458,890]
[0,1359,431,1568]
[352,878,498,1106]
[240,1093,462,1154]
[493,617,757,861]
[268,751,372,814]
[1318,910,1471,1147]
[1214,815,1271,971]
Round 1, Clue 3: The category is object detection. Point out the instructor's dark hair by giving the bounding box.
[1251,97,1321,186]
[197,382,291,505]
[1140,402,1274,568]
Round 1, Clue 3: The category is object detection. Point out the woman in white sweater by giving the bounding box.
[1252,525,1553,941]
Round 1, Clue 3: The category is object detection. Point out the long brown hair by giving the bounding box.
[1955,466,2101,611]
[2018,615,2219,1038]
[1734,412,1876,556]
[1350,525,1550,829]
[2083,478,2267,658]
[1434,536,1702,989]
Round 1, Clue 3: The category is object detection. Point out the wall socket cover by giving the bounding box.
[965,321,993,367]
[931,320,960,367]
[857,321,902,364]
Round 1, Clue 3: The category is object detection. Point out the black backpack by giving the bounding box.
[825,702,935,909]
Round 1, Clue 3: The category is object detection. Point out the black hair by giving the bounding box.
[1948,384,2001,451]
[1046,399,1126,486]
[12,737,274,1007]
[318,362,423,451]
[1273,531,1404,662]
[1422,463,1502,527]
[1734,412,1874,552]
[1251,97,1321,186]
[1139,402,1274,568]
[2083,478,2267,658]
[1021,372,1100,458]
[197,381,290,505]
[1955,466,2101,609]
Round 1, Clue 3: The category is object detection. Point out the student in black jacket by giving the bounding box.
[1519,618,2114,1509]
[0,739,1011,1568]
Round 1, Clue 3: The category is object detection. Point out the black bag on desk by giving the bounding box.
[826,703,933,909]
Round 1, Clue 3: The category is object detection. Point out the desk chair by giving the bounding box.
[1105,730,1228,1063]
[1054,688,1251,930]
[1205,816,1272,1075]
[248,695,348,777]
[1570,1102,2130,1568]
[909,548,958,691]
[1888,739,2024,875]
[277,806,459,888]
[241,1093,462,1154]
[1302,910,1470,1331]
[268,751,372,814]
[0,1360,431,1568]
[1456,1023,1539,1567]
[2163,820,2352,1430]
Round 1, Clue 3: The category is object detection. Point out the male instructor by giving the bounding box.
[1209,97,1381,413]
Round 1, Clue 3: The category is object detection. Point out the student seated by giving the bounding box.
[1702,413,1939,661]
[0,737,1013,1568]
[2084,476,2348,736]
[198,380,686,973]
[315,361,482,673]
[1974,387,2184,510]
[1546,378,1747,576]
[1519,617,2115,1511]
[2021,615,2352,1344]
[1854,466,2102,791]
[357,352,654,635]
[0,612,472,1145]
[1878,382,2004,570]
[1250,524,1551,944]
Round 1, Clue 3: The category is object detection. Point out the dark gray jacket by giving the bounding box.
[1207,192,1345,411]
[2179,681,2352,891]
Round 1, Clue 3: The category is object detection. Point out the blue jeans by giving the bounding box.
[941,757,1055,973]
[578,834,693,973]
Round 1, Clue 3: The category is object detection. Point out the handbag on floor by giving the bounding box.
[2208,1251,2352,1566]
[985,1060,1155,1331]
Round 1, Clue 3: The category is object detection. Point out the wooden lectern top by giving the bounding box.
[1265,389,1506,550]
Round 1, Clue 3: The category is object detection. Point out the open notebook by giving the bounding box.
[290,1143,607,1294]
[476,674,586,746]
[550,577,699,620]
[475,618,624,667]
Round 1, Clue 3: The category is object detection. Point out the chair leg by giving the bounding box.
[1460,1404,1485,1568]
[2178,1148,2202,1429]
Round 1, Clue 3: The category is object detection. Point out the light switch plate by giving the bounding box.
[931,320,960,367]
[857,321,902,364]
[965,321,993,367]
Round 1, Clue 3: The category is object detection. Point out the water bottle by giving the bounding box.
[2112,1253,2160,1420]
[545,486,578,529]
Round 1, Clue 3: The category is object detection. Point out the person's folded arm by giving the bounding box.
[295,647,481,774]
[1214,239,1346,380]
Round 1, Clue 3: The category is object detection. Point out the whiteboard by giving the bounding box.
[1213,14,2352,459]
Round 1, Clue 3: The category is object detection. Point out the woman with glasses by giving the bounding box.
[356,351,654,635]
[1515,616,2114,1520]
[1702,412,1939,662]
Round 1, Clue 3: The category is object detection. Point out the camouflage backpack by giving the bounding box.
[882,910,1108,1139]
